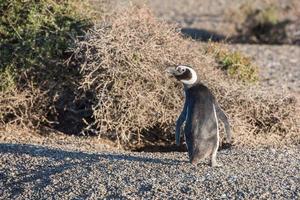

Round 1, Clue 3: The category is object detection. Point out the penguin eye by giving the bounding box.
[179,68,186,73]
[176,66,186,73]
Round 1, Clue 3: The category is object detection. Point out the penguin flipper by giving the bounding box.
[215,103,232,143]
[175,98,188,145]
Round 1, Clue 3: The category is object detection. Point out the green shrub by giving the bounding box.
[255,6,278,25]
[218,51,259,83]
[0,0,93,132]
[206,43,259,84]
[0,0,92,91]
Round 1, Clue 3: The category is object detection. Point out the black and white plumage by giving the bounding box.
[166,65,231,166]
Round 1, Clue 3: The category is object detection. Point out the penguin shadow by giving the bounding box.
[134,142,233,153]
[134,144,187,153]
[219,142,233,150]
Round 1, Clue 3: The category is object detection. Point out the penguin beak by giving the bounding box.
[165,67,178,76]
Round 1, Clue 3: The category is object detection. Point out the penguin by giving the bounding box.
[166,65,232,166]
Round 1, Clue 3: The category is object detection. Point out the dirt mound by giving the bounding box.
[73,6,299,147]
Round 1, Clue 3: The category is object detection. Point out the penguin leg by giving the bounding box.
[185,131,194,163]
[210,139,221,167]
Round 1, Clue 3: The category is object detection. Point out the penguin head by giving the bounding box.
[166,65,198,86]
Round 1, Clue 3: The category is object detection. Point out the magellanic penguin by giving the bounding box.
[166,65,232,167]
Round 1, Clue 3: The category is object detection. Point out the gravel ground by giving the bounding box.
[0,143,299,199]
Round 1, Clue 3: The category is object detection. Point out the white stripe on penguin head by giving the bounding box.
[177,65,198,85]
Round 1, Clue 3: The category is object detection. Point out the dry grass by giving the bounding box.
[73,6,299,148]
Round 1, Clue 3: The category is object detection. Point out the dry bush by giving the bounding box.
[73,6,299,147]
[73,7,196,143]
[0,87,50,129]
[211,84,299,147]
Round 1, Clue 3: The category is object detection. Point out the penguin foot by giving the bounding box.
[210,161,222,167]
